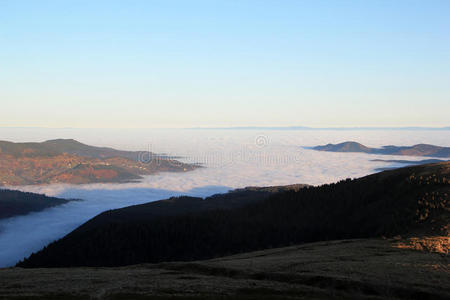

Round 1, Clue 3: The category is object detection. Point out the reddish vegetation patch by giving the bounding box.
[22,148,36,155]
[53,173,84,184]
[90,169,118,180]
[0,140,197,185]
[393,236,449,254]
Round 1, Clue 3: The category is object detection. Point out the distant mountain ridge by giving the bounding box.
[0,139,199,186]
[189,126,450,130]
[313,141,450,158]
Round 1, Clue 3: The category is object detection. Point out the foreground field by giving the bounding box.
[1,238,448,300]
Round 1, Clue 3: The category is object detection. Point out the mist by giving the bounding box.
[0,128,449,267]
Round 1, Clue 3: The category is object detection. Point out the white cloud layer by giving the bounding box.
[0,129,449,267]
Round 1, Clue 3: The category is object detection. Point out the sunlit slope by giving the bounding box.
[0,139,198,185]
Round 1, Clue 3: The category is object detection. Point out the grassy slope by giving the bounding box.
[1,238,449,299]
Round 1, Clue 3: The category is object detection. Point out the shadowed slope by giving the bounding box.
[18,162,449,267]
[0,189,74,219]
[75,184,307,233]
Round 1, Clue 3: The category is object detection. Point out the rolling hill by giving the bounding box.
[17,162,449,268]
[0,139,199,186]
[313,141,450,157]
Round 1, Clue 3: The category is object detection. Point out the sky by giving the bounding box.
[1,0,449,128]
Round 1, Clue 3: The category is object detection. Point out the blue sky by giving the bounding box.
[1,0,449,128]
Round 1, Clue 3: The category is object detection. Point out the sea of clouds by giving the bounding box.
[0,128,449,267]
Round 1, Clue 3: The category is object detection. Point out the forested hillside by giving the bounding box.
[74,184,307,233]
[0,189,72,219]
[18,162,449,268]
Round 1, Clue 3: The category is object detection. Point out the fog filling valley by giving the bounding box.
[0,128,449,267]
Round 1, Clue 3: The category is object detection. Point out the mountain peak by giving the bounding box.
[44,139,83,145]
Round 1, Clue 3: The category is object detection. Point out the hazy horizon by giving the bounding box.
[0,125,449,130]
